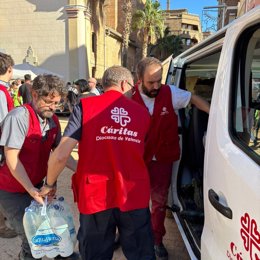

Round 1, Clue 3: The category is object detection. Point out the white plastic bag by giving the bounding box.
[23,196,76,259]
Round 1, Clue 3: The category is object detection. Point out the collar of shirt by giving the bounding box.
[140,92,155,115]
[0,80,9,88]
[37,114,56,136]
[90,88,100,95]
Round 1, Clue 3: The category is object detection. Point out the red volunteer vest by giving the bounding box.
[132,84,180,163]
[0,104,60,192]
[0,84,14,112]
[0,84,14,138]
[72,90,151,214]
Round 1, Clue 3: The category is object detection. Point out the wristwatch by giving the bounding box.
[44,179,57,189]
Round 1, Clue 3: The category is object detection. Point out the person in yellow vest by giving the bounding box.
[11,80,23,107]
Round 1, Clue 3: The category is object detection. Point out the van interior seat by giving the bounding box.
[180,79,214,215]
[187,78,214,169]
[187,106,209,169]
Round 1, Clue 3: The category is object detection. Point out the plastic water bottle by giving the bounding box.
[56,197,76,244]
[47,197,76,246]
[23,197,76,259]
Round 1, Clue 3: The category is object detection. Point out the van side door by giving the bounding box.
[202,8,260,260]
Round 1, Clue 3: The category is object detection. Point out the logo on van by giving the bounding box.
[240,213,260,260]
[111,107,131,127]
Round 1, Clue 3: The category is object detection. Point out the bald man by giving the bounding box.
[88,77,100,96]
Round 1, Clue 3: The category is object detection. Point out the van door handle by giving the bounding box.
[208,189,233,219]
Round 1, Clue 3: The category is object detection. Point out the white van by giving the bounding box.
[166,6,260,260]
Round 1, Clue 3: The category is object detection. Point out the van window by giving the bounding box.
[184,51,221,101]
[231,27,260,162]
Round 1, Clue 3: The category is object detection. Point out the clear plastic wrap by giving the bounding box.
[23,197,76,259]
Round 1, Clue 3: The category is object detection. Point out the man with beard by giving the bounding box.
[0,74,79,260]
[132,57,210,259]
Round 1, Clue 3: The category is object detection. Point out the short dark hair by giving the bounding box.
[74,79,89,93]
[136,57,162,80]
[0,52,14,76]
[24,74,31,81]
[32,74,66,98]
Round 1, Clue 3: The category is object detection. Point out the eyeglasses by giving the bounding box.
[127,81,136,94]
[40,97,61,108]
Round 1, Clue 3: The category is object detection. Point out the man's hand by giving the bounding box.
[27,187,45,205]
[39,185,57,202]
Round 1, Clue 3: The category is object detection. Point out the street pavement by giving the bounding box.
[0,117,190,260]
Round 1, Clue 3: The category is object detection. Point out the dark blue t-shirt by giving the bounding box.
[63,103,82,141]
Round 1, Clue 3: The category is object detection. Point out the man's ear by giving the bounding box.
[31,89,38,100]
[7,67,13,81]
[120,80,126,93]
[7,66,13,78]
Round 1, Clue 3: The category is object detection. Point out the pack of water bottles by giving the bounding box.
[23,197,76,259]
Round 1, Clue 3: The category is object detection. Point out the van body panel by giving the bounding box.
[202,7,260,260]
[166,6,260,260]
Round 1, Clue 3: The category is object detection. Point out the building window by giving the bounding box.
[92,67,96,78]
[193,25,199,31]
[92,32,96,53]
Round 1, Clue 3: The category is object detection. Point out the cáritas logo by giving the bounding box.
[111,107,131,127]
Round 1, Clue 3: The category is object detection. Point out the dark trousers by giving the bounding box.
[78,207,155,260]
[0,189,32,255]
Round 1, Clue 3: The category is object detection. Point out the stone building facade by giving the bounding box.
[237,0,260,16]
[217,0,239,29]
[0,0,144,82]
[216,0,260,29]
[162,9,203,51]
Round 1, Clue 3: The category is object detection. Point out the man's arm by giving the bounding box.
[4,147,44,204]
[52,121,78,173]
[0,108,42,201]
[41,136,78,196]
[0,92,8,123]
[41,103,82,196]
[190,94,210,114]
[65,154,78,172]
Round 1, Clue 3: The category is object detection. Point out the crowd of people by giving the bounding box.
[0,51,210,260]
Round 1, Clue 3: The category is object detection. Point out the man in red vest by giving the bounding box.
[40,66,156,260]
[0,52,17,239]
[0,74,79,260]
[132,57,210,259]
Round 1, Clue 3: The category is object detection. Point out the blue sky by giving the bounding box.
[158,0,218,15]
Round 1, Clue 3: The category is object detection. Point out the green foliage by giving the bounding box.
[132,0,165,57]
[149,27,184,61]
